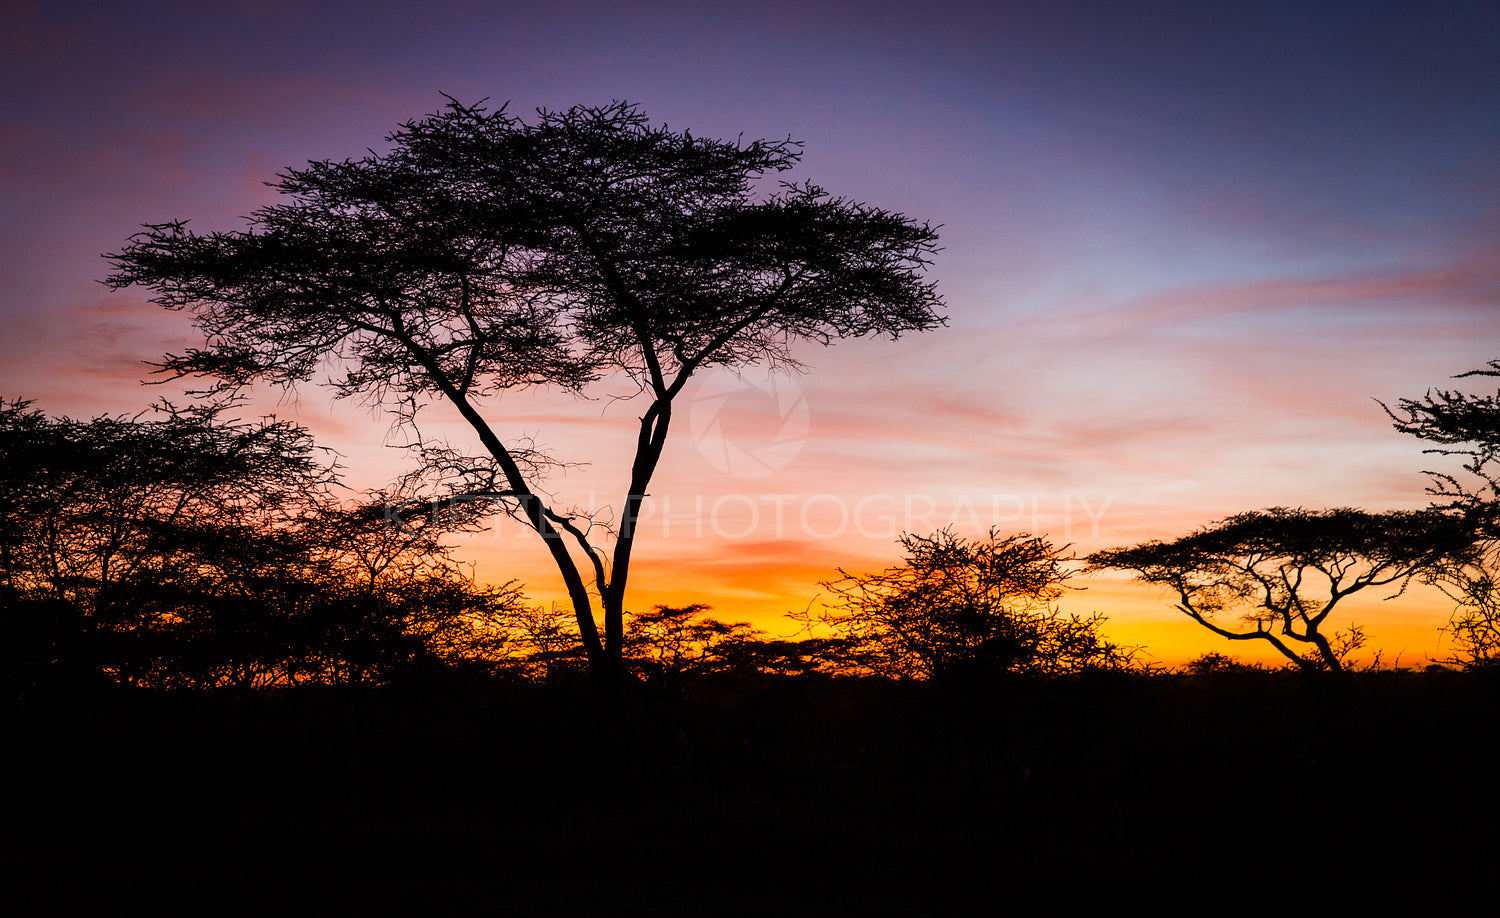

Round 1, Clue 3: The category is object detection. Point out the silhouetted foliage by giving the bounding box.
[1181,652,1265,675]
[804,528,1137,683]
[481,602,589,682]
[625,603,754,684]
[620,603,844,686]
[1437,569,1500,669]
[1387,359,1500,667]
[1386,358,1500,512]
[0,398,331,687]
[0,399,527,691]
[106,98,945,688]
[1089,507,1478,671]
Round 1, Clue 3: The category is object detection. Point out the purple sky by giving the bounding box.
[4,0,1498,663]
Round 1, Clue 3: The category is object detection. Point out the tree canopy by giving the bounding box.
[0,399,526,690]
[1387,359,1500,666]
[806,528,1136,683]
[1385,358,1500,514]
[1088,507,1477,671]
[107,99,945,686]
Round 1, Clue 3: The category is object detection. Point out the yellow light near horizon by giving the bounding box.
[456,526,1465,671]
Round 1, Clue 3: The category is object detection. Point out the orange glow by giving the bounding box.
[450,493,1466,670]
[6,3,1495,679]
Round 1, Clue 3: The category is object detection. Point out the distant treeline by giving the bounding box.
[5,354,1499,697]
[0,399,1146,694]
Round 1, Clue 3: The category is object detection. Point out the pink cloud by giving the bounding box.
[1074,249,1500,332]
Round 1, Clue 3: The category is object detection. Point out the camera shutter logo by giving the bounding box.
[689,368,810,478]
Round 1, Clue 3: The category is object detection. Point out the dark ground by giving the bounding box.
[7,667,1497,913]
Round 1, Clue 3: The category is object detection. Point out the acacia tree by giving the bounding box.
[806,528,1135,682]
[1385,359,1500,514]
[0,400,329,615]
[0,398,534,689]
[107,99,945,686]
[1385,359,1500,665]
[0,399,335,684]
[1087,507,1476,671]
[624,604,757,685]
[306,488,533,679]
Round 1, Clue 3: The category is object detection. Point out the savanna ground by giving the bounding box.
[10,664,1497,913]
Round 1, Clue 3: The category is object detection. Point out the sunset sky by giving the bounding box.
[4,0,1498,666]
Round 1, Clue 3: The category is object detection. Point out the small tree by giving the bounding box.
[1088,507,1476,671]
[106,99,945,687]
[807,528,1134,683]
[624,603,762,686]
[1385,358,1500,666]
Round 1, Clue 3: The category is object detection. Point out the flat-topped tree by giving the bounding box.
[1088,507,1477,671]
[107,99,945,687]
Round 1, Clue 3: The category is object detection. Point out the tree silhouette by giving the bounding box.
[106,99,946,688]
[1385,358,1500,512]
[0,399,529,690]
[1386,359,1500,666]
[1088,507,1476,671]
[805,528,1135,683]
[623,603,783,687]
[0,399,335,686]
